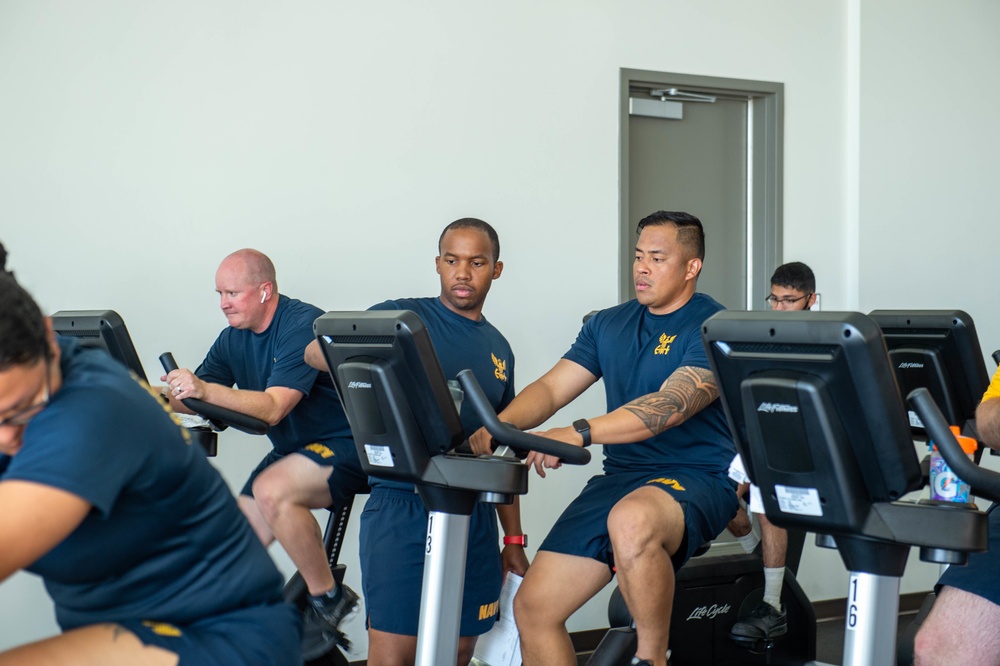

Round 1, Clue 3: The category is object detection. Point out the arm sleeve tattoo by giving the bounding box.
[622,366,719,436]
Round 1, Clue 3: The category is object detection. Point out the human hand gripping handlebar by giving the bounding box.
[457,369,591,466]
[909,387,1000,503]
[159,352,269,436]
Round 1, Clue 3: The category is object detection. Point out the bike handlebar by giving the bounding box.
[159,352,269,436]
[457,369,591,466]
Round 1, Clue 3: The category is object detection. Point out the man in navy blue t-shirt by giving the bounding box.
[305,218,524,665]
[0,262,299,664]
[162,249,367,645]
[471,211,738,666]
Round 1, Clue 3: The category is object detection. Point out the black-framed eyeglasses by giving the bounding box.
[765,293,812,308]
[0,359,51,429]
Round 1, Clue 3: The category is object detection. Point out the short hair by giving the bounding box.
[225,249,278,290]
[438,218,500,263]
[770,261,816,293]
[636,211,705,261]
[0,271,48,371]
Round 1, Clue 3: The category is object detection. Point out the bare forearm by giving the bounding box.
[497,381,563,431]
[497,498,523,536]
[198,383,288,425]
[619,366,719,439]
[978,399,1000,450]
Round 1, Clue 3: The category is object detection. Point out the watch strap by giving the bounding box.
[573,418,592,448]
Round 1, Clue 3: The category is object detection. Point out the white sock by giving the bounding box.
[737,529,760,553]
[763,566,785,611]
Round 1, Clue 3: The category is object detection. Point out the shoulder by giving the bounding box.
[277,295,324,320]
[584,300,642,336]
[674,294,725,331]
[368,297,429,312]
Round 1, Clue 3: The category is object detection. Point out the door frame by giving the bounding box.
[619,69,784,309]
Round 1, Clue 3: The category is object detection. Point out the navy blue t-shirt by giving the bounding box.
[0,338,284,630]
[196,294,351,454]
[564,294,735,475]
[367,297,515,490]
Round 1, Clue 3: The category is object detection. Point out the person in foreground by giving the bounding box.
[471,211,738,666]
[913,365,1000,664]
[161,249,366,647]
[0,249,300,665]
[728,261,818,641]
[306,218,523,665]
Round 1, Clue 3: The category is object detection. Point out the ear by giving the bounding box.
[492,260,504,280]
[685,257,703,281]
[806,293,818,310]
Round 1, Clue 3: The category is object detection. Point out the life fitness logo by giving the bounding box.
[686,603,732,621]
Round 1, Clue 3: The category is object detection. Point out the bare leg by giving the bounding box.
[609,486,685,666]
[726,505,752,538]
[915,586,1000,665]
[0,624,178,666]
[238,495,274,546]
[759,514,787,568]
[514,551,612,666]
[252,453,335,595]
[366,629,478,666]
[726,482,751,537]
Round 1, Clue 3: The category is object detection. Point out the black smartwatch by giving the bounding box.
[573,419,592,448]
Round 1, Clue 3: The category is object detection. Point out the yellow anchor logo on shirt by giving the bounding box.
[654,334,676,356]
[492,353,507,382]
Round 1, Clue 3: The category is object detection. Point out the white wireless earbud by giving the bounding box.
[261,291,267,303]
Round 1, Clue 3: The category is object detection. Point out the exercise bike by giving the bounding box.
[704,310,1000,666]
[160,352,363,666]
[313,310,591,666]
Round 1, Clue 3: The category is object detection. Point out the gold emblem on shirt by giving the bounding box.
[654,334,677,356]
[491,353,507,382]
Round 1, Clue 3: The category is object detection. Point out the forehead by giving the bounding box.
[440,228,492,257]
[0,359,45,414]
[770,284,808,297]
[636,224,679,252]
[215,259,252,289]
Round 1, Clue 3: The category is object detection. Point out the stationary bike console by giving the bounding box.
[314,310,590,666]
[703,311,1000,666]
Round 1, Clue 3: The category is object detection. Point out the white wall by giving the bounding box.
[1,0,997,658]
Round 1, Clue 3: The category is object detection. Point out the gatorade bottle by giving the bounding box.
[929,426,978,503]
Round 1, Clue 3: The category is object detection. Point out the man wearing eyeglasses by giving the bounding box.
[728,261,817,643]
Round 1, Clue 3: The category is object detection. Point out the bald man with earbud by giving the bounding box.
[162,249,367,652]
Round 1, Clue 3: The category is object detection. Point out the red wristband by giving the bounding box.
[503,534,527,547]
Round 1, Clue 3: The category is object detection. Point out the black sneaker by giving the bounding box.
[305,584,360,649]
[730,600,787,640]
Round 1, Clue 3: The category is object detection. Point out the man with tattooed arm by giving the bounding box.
[470,211,737,666]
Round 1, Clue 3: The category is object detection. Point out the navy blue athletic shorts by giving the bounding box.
[122,600,301,665]
[937,502,1000,606]
[359,487,502,636]
[539,468,738,571]
[241,438,367,511]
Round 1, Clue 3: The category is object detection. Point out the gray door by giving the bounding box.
[627,97,748,310]
[619,71,784,311]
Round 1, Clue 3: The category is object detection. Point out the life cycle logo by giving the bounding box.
[686,603,732,621]
[654,333,677,355]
